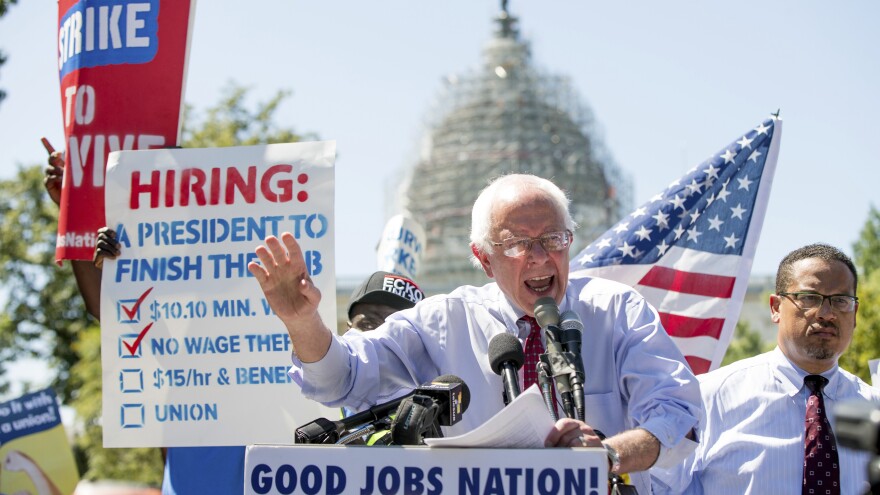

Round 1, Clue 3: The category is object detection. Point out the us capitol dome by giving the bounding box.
[394,5,632,289]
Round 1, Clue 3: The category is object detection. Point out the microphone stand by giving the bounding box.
[536,361,558,421]
[542,326,576,419]
[560,311,586,422]
[336,416,393,445]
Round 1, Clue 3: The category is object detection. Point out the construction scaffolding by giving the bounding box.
[397,7,632,289]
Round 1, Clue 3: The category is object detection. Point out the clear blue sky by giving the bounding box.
[1,0,878,281]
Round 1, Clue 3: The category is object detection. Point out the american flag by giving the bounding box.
[570,116,782,374]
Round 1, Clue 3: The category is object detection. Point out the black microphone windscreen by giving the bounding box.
[294,417,341,444]
[534,297,560,328]
[488,333,525,375]
[391,395,439,445]
[428,374,472,414]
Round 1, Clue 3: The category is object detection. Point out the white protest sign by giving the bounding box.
[244,445,607,495]
[100,142,338,447]
[376,214,426,279]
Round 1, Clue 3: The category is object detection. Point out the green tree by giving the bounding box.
[853,205,880,279]
[0,82,309,483]
[840,206,880,382]
[721,320,773,367]
[0,165,92,399]
[182,82,313,147]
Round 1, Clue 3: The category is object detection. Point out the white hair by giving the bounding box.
[469,174,576,268]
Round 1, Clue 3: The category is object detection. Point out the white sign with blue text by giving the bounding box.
[245,445,607,495]
[100,142,338,447]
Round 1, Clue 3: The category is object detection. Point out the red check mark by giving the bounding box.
[121,287,153,321]
[124,322,154,356]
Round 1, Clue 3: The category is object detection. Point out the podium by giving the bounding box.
[244,444,607,495]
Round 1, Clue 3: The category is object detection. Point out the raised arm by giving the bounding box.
[42,146,103,320]
[247,232,332,362]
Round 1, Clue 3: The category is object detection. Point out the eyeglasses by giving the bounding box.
[491,230,573,258]
[777,291,859,313]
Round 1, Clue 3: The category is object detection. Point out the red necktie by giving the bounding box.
[803,374,840,495]
[520,316,543,389]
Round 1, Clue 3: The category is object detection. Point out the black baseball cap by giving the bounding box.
[347,271,424,319]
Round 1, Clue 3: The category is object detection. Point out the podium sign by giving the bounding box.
[245,444,606,495]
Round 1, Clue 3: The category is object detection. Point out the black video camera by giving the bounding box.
[834,399,880,494]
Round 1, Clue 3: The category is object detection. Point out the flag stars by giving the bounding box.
[704,163,720,180]
[614,222,630,234]
[748,149,763,163]
[755,122,770,135]
[596,237,612,249]
[631,206,648,218]
[578,253,594,264]
[669,194,687,211]
[678,209,690,222]
[685,179,703,196]
[617,241,636,258]
[704,175,716,188]
[708,215,724,231]
[724,233,740,248]
[652,211,670,231]
[721,149,736,164]
[634,225,652,241]
[716,184,731,203]
[736,135,754,149]
[655,239,670,256]
[737,175,754,191]
[686,226,702,243]
[651,193,664,203]
[731,204,747,220]
[673,225,685,240]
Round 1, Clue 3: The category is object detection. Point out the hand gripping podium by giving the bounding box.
[244,444,607,495]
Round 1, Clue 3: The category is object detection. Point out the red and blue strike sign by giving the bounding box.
[55,0,194,261]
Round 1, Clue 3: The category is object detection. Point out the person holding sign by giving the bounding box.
[42,150,232,494]
[89,226,244,495]
[42,142,103,320]
[250,173,701,494]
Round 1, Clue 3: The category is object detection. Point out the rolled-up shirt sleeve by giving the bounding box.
[615,289,701,467]
[288,311,436,411]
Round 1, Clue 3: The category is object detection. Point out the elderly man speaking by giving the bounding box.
[249,174,700,494]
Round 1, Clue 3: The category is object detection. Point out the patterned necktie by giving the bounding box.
[520,315,544,389]
[803,374,840,495]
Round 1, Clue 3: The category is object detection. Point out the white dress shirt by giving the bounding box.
[291,276,700,494]
[652,347,880,495]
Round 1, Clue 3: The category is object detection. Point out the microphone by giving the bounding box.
[390,375,471,445]
[534,297,576,419]
[294,374,471,444]
[560,310,586,421]
[536,361,558,421]
[489,333,525,405]
[534,297,561,333]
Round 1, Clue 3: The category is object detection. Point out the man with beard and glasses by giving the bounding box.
[652,243,880,495]
[250,174,701,494]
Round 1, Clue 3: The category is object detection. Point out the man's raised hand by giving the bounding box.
[249,233,332,362]
[248,232,322,325]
